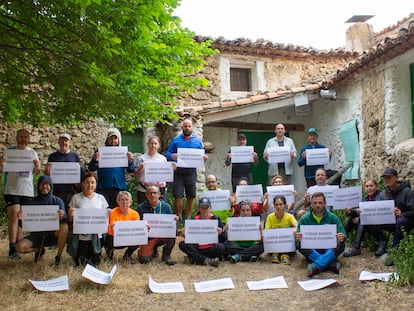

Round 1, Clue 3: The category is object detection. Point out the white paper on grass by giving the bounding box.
[246,276,288,290]
[359,270,397,282]
[148,275,185,293]
[297,278,337,291]
[29,275,69,292]
[21,205,59,232]
[193,277,235,293]
[82,264,117,285]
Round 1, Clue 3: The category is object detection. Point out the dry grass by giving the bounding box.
[0,235,412,311]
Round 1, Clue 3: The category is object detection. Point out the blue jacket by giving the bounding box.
[166,133,204,161]
[297,143,328,178]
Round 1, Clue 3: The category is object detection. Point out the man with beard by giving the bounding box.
[167,118,208,220]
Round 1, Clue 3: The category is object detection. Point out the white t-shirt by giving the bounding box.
[135,152,167,192]
[3,147,39,197]
[69,192,109,241]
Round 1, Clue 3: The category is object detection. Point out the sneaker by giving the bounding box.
[280,254,291,265]
[271,253,280,264]
[249,256,258,262]
[343,247,361,257]
[162,255,177,266]
[384,254,394,266]
[328,260,340,274]
[34,248,45,262]
[204,257,219,267]
[307,263,320,277]
[375,242,387,257]
[55,255,62,266]
[123,255,139,264]
[230,254,241,264]
[184,256,195,265]
[8,251,21,260]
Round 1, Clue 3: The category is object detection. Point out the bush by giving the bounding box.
[390,231,414,286]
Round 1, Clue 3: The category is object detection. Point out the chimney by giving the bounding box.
[344,15,375,53]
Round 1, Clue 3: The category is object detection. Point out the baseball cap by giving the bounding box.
[237,133,247,139]
[381,168,398,177]
[307,128,318,135]
[58,133,71,140]
[198,197,211,207]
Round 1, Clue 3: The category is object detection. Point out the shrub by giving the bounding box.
[390,231,414,286]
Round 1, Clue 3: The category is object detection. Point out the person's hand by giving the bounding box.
[171,153,178,160]
[68,207,75,219]
[33,159,41,174]
[344,208,351,215]
[295,231,302,241]
[94,152,100,161]
[203,154,208,161]
[217,227,223,235]
[337,232,345,243]
[290,151,295,158]
[127,152,134,162]
[17,210,23,219]
[394,207,402,217]
[224,224,228,233]
[263,152,268,160]
[301,151,306,158]
[45,162,52,175]
[58,209,64,220]
[356,208,361,215]
[174,215,179,223]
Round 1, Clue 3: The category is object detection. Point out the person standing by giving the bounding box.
[225,133,258,192]
[88,128,135,208]
[1,129,41,259]
[297,127,331,188]
[166,118,208,220]
[263,123,297,185]
[45,133,82,212]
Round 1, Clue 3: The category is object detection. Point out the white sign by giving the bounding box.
[143,161,174,183]
[73,208,108,234]
[246,276,288,290]
[359,271,396,282]
[359,200,396,225]
[49,162,81,184]
[184,219,218,244]
[200,190,231,211]
[113,220,148,247]
[29,275,69,292]
[236,184,264,203]
[300,224,337,249]
[98,146,128,168]
[263,228,296,253]
[177,148,205,168]
[266,185,295,211]
[82,264,117,285]
[3,149,35,172]
[149,275,185,293]
[193,277,235,293]
[143,214,176,238]
[305,148,329,166]
[266,146,291,164]
[227,217,261,241]
[333,186,362,210]
[21,205,59,232]
[297,278,337,291]
[230,146,254,163]
[307,185,339,206]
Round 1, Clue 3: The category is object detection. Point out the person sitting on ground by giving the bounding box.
[137,185,178,265]
[231,178,266,217]
[105,191,140,264]
[16,175,68,265]
[343,179,381,257]
[265,195,297,265]
[295,192,346,277]
[225,201,264,263]
[179,197,225,267]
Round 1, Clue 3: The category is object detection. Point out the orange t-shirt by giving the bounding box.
[108,207,140,236]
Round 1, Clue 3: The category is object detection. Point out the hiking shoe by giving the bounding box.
[55,255,62,266]
[204,257,219,267]
[34,248,45,262]
[123,255,139,264]
[328,260,340,274]
[280,254,291,265]
[375,242,387,257]
[230,254,241,264]
[307,263,320,277]
[343,247,361,257]
[271,253,280,264]
[184,256,195,265]
[8,251,21,260]
[384,254,394,266]
[162,255,177,266]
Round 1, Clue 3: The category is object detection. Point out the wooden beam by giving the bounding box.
[208,121,304,132]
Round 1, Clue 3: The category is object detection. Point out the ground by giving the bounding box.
[0,235,412,311]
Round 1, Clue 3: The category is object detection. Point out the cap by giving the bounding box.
[307,127,318,135]
[198,197,211,207]
[237,133,246,139]
[58,133,71,140]
[381,168,398,177]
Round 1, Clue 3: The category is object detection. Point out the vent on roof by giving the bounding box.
[345,15,374,23]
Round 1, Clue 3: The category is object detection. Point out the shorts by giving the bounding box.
[4,195,31,207]
[173,170,197,199]
[25,232,57,249]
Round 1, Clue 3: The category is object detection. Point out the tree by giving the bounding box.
[0,0,214,129]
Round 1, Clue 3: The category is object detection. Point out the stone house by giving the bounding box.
[1,14,413,198]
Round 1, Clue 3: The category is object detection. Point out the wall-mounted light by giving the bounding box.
[294,94,310,116]
[320,89,337,100]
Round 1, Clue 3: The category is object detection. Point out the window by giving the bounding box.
[230,68,251,91]
[122,128,143,153]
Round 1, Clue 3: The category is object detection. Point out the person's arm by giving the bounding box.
[87,150,99,171]
[297,147,306,167]
[126,151,135,173]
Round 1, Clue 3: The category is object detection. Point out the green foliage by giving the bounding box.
[0,0,215,129]
[390,231,414,286]
[0,175,6,227]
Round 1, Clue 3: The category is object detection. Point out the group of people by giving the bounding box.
[1,120,413,277]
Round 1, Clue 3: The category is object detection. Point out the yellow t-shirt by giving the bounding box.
[265,212,297,229]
